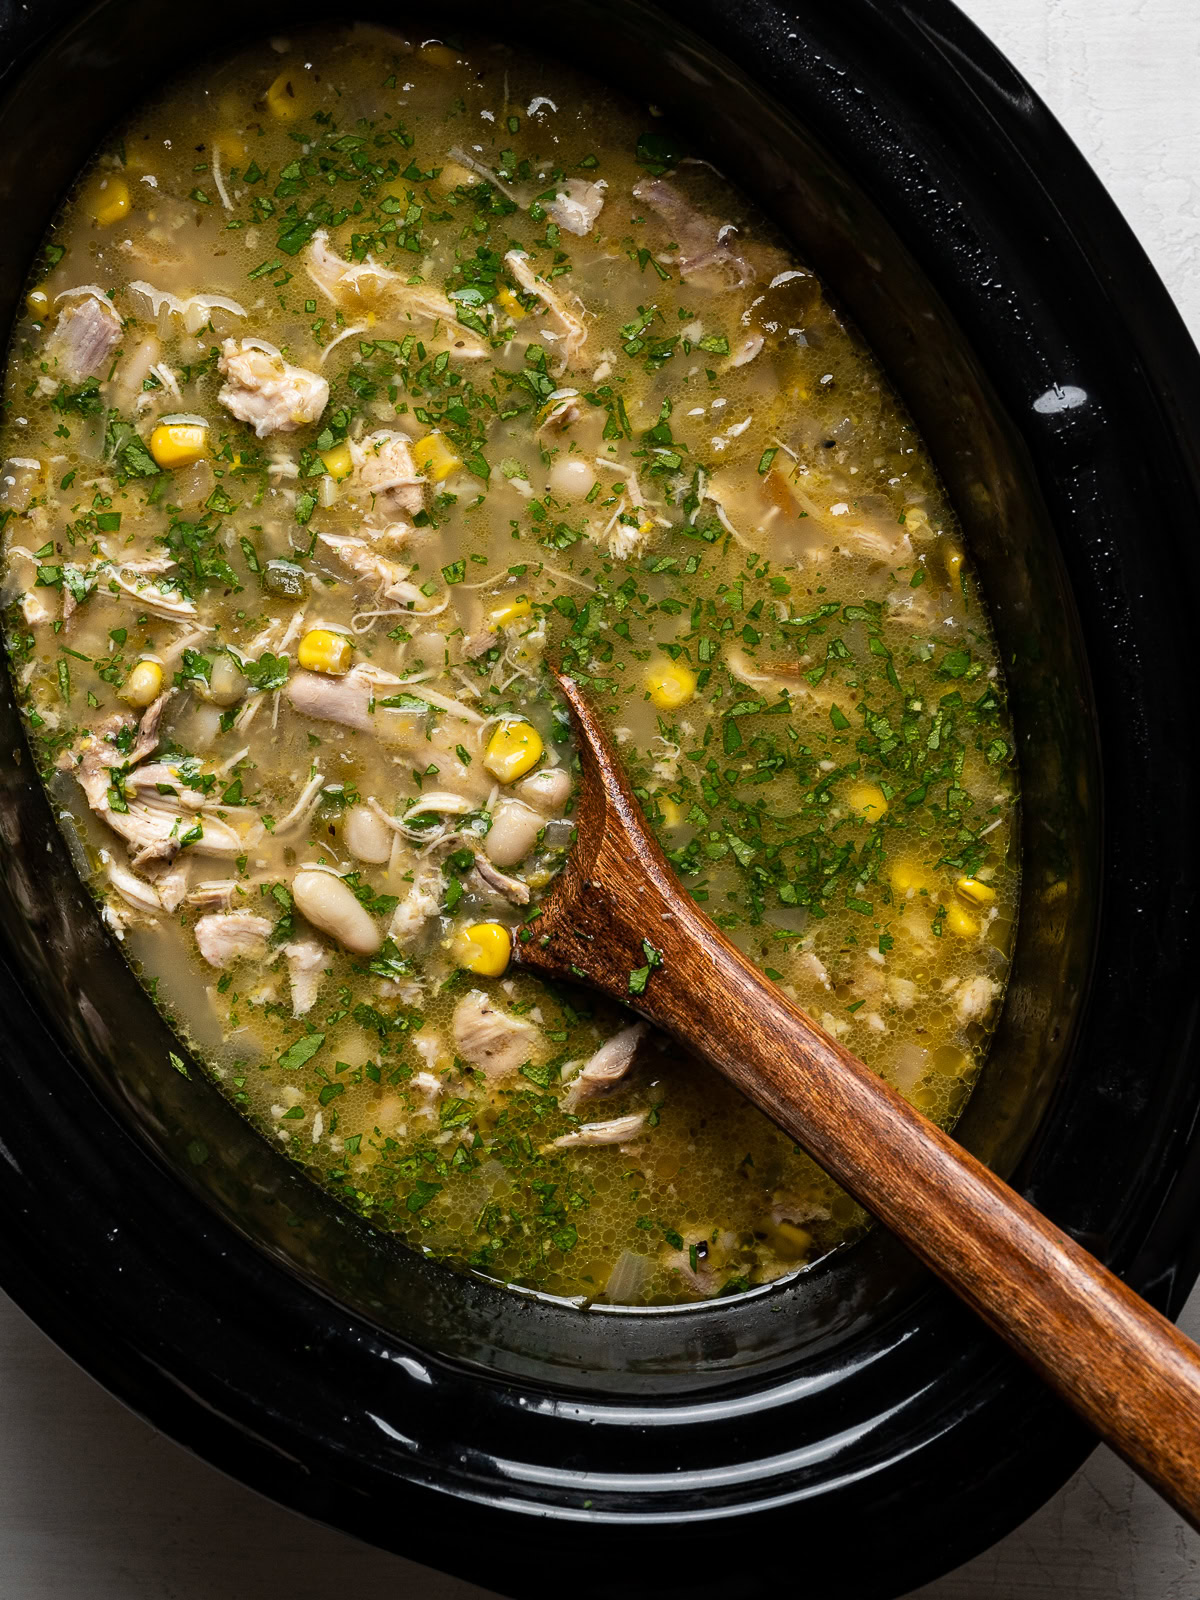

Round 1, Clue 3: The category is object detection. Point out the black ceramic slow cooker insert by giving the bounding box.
[0,2,1198,1597]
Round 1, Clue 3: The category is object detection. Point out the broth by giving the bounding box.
[0,25,1018,1305]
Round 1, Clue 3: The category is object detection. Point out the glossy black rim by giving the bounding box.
[0,2,1199,1597]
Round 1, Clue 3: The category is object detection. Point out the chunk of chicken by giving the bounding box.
[149,860,190,913]
[46,292,122,382]
[954,976,1000,1026]
[388,862,446,944]
[452,988,541,1079]
[194,911,272,968]
[284,665,391,733]
[561,1023,646,1113]
[795,951,831,991]
[349,430,424,518]
[283,939,327,1017]
[546,179,607,237]
[550,1111,648,1150]
[217,338,329,438]
[632,179,758,290]
[504,250,587,372]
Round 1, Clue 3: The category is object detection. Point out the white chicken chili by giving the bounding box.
[0,26,1018,1305]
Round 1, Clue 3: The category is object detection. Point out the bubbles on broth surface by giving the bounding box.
[0,25,1018,1305]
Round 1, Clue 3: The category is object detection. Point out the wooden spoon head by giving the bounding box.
[510,667,683,1002]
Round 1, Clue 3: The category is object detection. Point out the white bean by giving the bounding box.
[485,798,544,867]
[516,767,571,812]
[548,455,595,499]
[292,869,382,953]
[180,702,222,750]
[205,653,246,707]
[344,804,392,864]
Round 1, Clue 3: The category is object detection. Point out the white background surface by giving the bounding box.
[3,1,1200,1595]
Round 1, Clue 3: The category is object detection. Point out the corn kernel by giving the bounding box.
[497,285,526,320]
[434,161,479,192]
[771,1220,812,1260]
[848,782,888,821]
[945,901,980,939]
[266,69,311,122]
[419,41,460,68]
[297,628,353,676]
[320,441,354,481]
[955,875,996,907]
[412,431,461,483]
[656,794,686,828]
[645,660,696,711]
[890,858,932,897]
[943,542,965,586]
[484,720,543,783]
[212,129,248,164]
[487,597,532,630]
[149,421,207,469]
[932,1044,972,1078]
[122,659,163,708]
[456,921,511,977]
[26,285,50,319]
[87,175,130,228]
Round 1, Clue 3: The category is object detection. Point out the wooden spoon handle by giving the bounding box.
[648,926,1200,1529]
[517,670,1200,1528]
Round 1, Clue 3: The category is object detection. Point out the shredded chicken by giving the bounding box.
[471,855,530,906]
[283,939,327,1016]
[770,1192,832,1228]
[217,338,329,438]
[661,1228,738,1295]
[504,250,587,372]
[105,857,162,916]
[836,518,913,564]
[65,695,246,867]
[306,231,489,358]
[186,879,239,911]
[550,1111,648,1150]
[318,532,422,603]
[194,911,272,968]
[111,569,197,621]
[452,988,541,1079]
[561,1023,646,1113]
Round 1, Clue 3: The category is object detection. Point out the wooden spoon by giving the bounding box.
[513,667,1200,1530]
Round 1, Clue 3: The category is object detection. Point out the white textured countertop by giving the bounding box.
[3,1,1199,1595]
